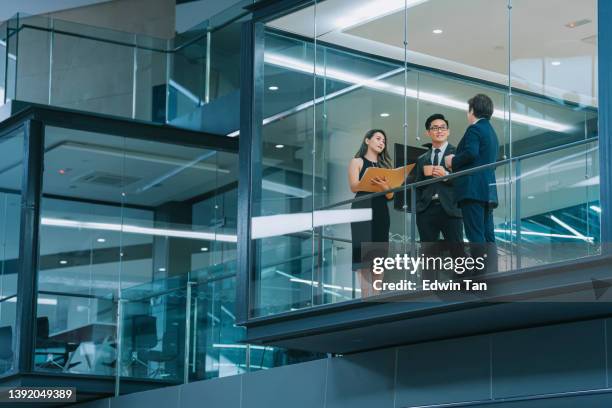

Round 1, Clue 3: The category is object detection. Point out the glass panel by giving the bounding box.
[209,20,241,102]
[254,5,316,317]
[0,128,24,376]
[36,125,239,379]
[511,0,597,106]
[168,31,206,124]
[15,16,51,104]
[135,35,169,122]
[5,16,18,102]
[517,141,600,267]
[119,275,187,382]
[51,20,134,117]
[36,127,125,375]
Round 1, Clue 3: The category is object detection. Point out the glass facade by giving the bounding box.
[0,128,23,376]
[249,0,601,317]
[0,0,608,400]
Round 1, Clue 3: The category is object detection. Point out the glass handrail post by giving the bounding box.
[515,159,522,269]
[183,281,194,384]
[114,297,127,397]
[410,184,417,258]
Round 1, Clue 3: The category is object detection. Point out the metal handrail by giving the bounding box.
[6,8,248,55]
[319,136,599,211]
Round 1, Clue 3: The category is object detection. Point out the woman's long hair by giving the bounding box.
[353,129,392,168]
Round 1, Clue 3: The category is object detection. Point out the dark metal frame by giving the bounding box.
[237,0,612,327]
[599,0,612,248]
[0,103,238,393]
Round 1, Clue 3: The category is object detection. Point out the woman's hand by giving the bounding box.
[370,176,390,191]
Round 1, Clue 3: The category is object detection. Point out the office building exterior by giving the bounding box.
[0,0,610,406]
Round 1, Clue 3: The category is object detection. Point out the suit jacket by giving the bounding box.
[451,119,499,206]
[414,144,462,218]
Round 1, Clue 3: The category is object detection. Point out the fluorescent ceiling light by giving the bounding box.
[549,214,592,242]
[334,0,428,32]
[590,205,601,213]
[212,343,267,350]
[41,217,237,243]
[262,179,312,198]
[275,144,285,149]
[551,61,561,66]
[380,112,390,117]
[494,228,594,242]
[262,53,572,133]
[572,175,599,188]
[2,297,57,305]
[432,29,443,34]
[268,86,279,91]
[252,208,371,239]
[168,79,203,106]
[60,142,228,174]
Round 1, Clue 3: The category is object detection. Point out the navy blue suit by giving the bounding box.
[452,118,499,248]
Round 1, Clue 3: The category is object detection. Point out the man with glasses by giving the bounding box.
[414,114,463,280]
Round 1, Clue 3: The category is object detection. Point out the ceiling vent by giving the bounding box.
[565,19,591,29]
[75,171,140,188]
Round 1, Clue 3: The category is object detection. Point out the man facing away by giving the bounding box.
[445,94,499,274]
[414,114,463,280]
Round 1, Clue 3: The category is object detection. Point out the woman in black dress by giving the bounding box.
[348,129,393,298]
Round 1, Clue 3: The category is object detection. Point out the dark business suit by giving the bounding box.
[415,144,464,279]
[452,118,499,273]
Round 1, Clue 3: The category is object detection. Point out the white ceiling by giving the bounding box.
[268,0,598,106]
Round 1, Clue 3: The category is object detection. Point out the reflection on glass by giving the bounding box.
[35,125,239,379]
[517,142,600,267]
[254,0,601,316]
[511,0,597,106]
[0,128,24,376]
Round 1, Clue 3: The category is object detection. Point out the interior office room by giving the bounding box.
[0,0,610,407]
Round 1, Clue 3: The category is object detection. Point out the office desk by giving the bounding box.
[50,322,116,344]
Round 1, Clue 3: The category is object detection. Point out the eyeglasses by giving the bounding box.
[429,126,448,132]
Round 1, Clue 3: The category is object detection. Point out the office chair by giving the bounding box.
[35,317,79,370]
[126,314,158,374]
[0,326,13,372]
[140,325,179,378]
[126,315,179,379]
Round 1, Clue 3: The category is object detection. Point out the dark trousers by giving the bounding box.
[417,201,464,280]
[460,200,497,273]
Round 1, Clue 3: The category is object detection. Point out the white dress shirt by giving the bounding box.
[430,141,449,165]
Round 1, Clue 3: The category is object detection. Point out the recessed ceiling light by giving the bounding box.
[96,238,106,243]
[201,247,209,252]
[380,113,390,118]
[275,144,285,149]
[158,267,166,272]
[59,260,68,265]
[268,86,279,91]
[551,61,561,66]
[432,29,443,34]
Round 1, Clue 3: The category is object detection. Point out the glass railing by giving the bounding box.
[251,24,601,317]
[0,6,246,128]
[114,261,320,391]
[253,137,600,316]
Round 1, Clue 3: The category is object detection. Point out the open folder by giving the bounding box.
[355,164,415,193]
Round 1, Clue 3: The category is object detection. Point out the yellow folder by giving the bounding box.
[355,164,415,193]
